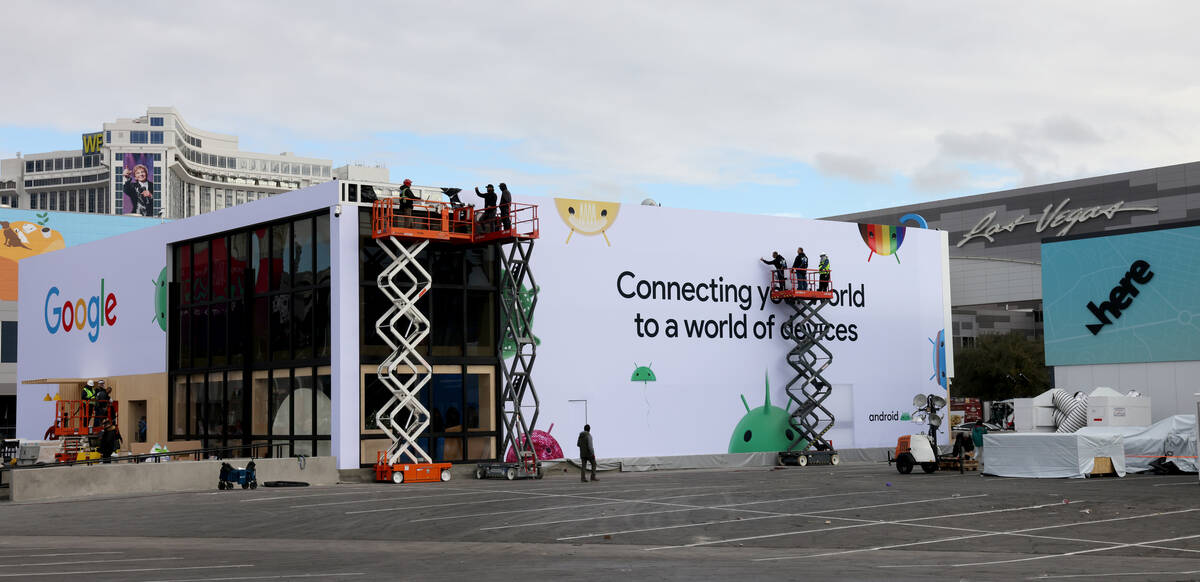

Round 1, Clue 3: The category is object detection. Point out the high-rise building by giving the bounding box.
[0,107,334,218]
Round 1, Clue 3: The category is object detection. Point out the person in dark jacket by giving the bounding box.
[93,386,111,427]
[577,424,597,482]
[761,252,787,290]
[498,183,513,230]
[793,247,809,291]
[475,184,498,230]
[98,420,122,463]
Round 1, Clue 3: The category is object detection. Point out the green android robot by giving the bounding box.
[728,373,808,453]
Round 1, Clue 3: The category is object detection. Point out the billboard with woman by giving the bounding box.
[121,153,155,216]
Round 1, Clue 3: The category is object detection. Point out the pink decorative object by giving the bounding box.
[505,423,564,462]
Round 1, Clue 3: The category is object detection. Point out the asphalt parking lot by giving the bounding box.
[0,463,1198,581]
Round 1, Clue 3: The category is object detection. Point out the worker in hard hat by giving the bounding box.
[818,253,831,292]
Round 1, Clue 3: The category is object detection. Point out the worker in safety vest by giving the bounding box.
[818,254,831,292]
[81,380,97,428]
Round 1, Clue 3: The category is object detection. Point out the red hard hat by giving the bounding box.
[403,179,412,186]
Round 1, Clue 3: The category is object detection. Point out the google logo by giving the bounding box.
[44,280,117,343]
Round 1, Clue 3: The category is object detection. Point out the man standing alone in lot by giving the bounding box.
[577,424,597,482]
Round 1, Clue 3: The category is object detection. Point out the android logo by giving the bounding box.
[554,198,621,246]
[728,373,808,453]
[500,269,540,360]
[152,266,168,332]
[631,363,656,384]
[900,412,912,421]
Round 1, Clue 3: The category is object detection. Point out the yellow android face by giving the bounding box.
[553,198,620,245]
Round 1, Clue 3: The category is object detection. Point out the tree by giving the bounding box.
[951,333,1050,401]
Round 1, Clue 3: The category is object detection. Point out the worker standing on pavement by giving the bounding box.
[98,419,122,463]
[577,424,597,482]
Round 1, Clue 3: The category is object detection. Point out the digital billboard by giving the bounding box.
[120,153,156,216]
[1043,222,1200,366]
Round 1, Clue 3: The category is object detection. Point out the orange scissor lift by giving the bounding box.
[50,399,119,462]
[369,196,542,483]
[769,268,842,467]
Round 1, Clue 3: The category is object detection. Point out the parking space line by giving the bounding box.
[144,574,365,582]
[414,486,839,523]
[806,508,1200,565]
[1152,481,1200,487]
[344,495,536,515]
[0,551,121,559]
[547,491,887,539]
[938,532,1200,568]
[243,489,388,503]
[1027,569,1200,580]
[646,494,991,551]
[0,557,182,567]
[559,514,787,541]
[0,564,254,578]
[292,490,497,509]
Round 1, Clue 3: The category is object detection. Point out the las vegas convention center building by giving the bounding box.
[828,162,1200,420]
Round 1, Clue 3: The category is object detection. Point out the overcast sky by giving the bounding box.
[3,1,1199,217]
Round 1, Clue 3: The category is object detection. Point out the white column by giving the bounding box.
[329,200,360,470]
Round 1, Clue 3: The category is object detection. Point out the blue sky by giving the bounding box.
[3,2,1199,218]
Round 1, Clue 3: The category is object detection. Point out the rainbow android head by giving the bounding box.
[728,373,807,453]
[631,363,656,384]
[554,198,620,246]
[930,329,947,389]
[858,223,906,263]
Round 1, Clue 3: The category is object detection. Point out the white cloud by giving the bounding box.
[3,1,1200,205]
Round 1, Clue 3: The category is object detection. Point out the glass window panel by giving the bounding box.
[171,376,187,438]
[177,307,191,368]
[191,306,208,368]
[467,373,493,431]
[207,373,224,444]
[212,236,228,300]
[466,291,495,357]
[188,374,204,436]
[271,293,291,360]
[430,247,465,285]
[226,371,244,438]
[293,218,314,287]
[251,371,270,436]
[210,303,227,367]
[315,288,331,358]
[252,297,269,362]
[269,370,292,437]
[252,228,270,293]
[271,223,289,291]
[228,300,245,367]
[192,240,210,302]
[294,369,315,440]
[175,244,191,305]
[430,373,463,435]
[293,290,314,360]
[315,214,330,286]
[431,291,464,357]
[229,233,248,301]
[317,370,331,436]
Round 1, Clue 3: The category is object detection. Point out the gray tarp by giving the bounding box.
[1076,415,1197,473]
[982,432,1126,478]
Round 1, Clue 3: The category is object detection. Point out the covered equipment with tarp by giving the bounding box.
[1076,415,1197,473]
[982,432,1126,478]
